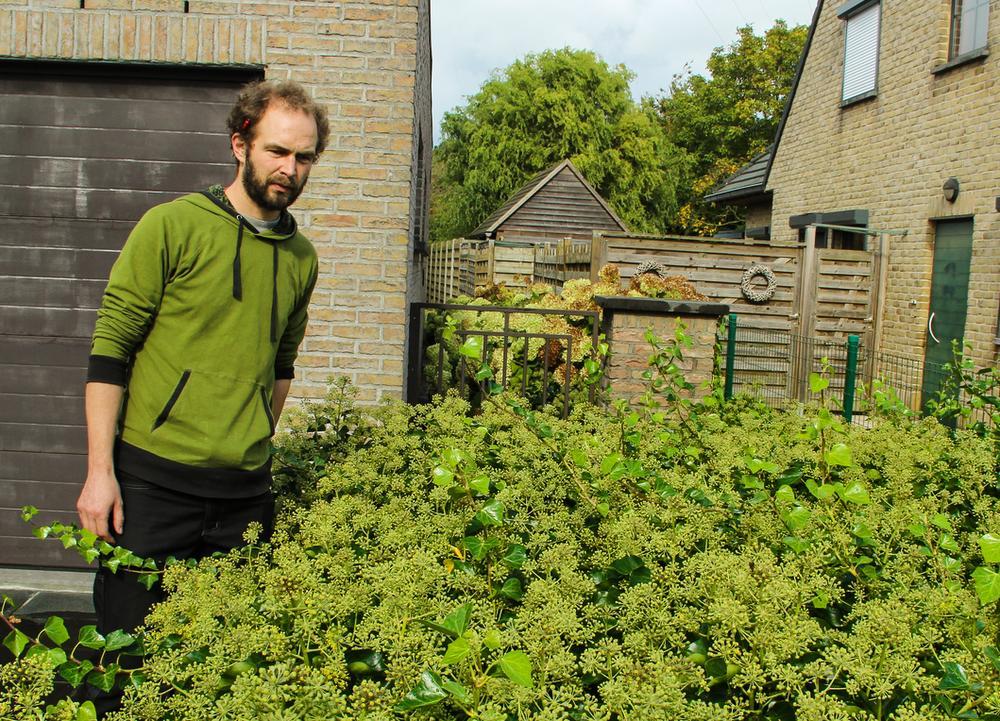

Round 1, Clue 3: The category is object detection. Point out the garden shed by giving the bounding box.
[468,159,628,243]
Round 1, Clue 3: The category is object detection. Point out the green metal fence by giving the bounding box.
[719,313,952,422]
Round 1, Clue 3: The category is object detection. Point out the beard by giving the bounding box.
[241,152,305,213]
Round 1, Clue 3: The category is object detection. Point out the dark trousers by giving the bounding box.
[90,471,273,714]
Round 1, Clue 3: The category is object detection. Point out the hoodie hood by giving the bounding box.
[182,187,300,343]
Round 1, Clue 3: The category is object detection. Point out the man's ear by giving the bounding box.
[231,132,248,164]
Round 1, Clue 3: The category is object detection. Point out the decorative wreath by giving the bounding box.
[740,263,777,303]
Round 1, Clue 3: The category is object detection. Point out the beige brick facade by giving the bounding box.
[0,0,432,403]
[767,0,1000,372]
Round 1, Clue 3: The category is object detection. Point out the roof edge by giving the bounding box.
[763,0,825,191]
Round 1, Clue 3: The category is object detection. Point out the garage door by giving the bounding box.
[0,61,261,569]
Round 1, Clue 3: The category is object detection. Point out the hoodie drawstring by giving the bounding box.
[233,218,245,301]
[233,212,280,344]
[270,243,279,343]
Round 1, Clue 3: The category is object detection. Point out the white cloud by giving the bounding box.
[431,0,817,141]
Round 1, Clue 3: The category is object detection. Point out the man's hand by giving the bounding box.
[80,381,126,542]
[76,470,123,543]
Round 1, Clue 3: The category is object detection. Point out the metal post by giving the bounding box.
[843,335,859,424]
[724,313,737,400]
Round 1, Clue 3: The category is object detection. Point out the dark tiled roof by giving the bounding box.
[703,148,772,203]
[469,159,627,238]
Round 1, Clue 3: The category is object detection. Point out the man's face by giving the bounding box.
[236,103,319,214]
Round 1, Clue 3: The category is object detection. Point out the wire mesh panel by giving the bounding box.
[406,302,601,418]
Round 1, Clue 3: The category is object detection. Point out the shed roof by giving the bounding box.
[703,148,773,203]
[469,159,628,239]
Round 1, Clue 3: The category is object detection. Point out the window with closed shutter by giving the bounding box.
[841,2,880,103]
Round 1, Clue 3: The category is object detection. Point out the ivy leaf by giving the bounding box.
[805,479,836,501]
[838,481,871,506]
[600,453,623,476]
[824,443,853,468]
[978,534,1000,564]
[501,544,526,569]
[498,577,523,601]
[475,500,505,527]
[939,534,960,554]
[86,663,120,692]
[43,616,70,646]
[81,548,101,564]
[774,485,796,505]
[394,670,448,711]
[931,514,953,532]
[984,647,1000,672]
[938,661,970,690]
[781,506,811,532]
[20,505,39,522]
[432,602,473,638]
[3,629,30,659]
[432,466,455,487]
[809,373,830,393]
[497,650,533,688]
[972,566,1000,606]
[783,536,809,554]
[137,573,159,591]
[569,449,588,468]
[78,528,98,549]
[474,366,493,381]
[458,336,483,359]
[58,660,94,688]
[77,625,106,650]
[75,701,98,721]
[469,475,490,496]
[462,536,498,561]
[46,647,68,666]
[105,630,136,652]
[441,680,472,705]
[442,637,471,665]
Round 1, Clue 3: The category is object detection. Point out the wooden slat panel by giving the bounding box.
[0,364,87,395]
[0,306,97,337]
[0,216,132,250]
[0,393,86,425]
[0,156,231,193]
[0,93,233,132]
[0,277,106,308]
[0,422,86,454]
[0,537,89,569]
[0,480,81,512]
[0,450,86,483]
[0,186,202,221]
[0,336,91,366]
[0,126,228,163]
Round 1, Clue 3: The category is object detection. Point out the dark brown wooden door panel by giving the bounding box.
[1,63,256,569]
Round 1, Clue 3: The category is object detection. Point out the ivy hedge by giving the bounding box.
[3,355,999,720]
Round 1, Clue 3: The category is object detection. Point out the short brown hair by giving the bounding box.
[227,79,330,162]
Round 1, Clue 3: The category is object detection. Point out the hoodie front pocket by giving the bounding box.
[152,370,191,431]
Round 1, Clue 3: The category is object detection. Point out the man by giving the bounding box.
[75,79,326,693]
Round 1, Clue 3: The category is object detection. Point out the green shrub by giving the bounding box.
[4,378,999,720]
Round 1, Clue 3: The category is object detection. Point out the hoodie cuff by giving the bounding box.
[87,355,128,386]
[275,366,295,380]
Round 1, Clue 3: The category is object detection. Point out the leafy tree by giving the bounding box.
[656,21,808,234]
[432,48,688,241]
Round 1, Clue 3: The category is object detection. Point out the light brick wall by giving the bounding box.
[0,0,431,403]
[603,307,723,407]
[768,1,1000,372]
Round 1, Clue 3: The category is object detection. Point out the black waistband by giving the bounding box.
[115,441,271,500]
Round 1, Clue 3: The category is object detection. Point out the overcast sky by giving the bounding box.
[431,0,818,143]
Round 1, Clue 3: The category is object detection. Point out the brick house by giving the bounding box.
[0,0,431,569]
[708,0,1000,398]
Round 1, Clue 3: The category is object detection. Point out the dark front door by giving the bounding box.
[921,218,974,408]
[0,62,259,569]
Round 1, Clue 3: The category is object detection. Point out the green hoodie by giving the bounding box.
[88,188,318,498]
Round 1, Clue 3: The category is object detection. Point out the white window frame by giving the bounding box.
[839,0,881,105]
